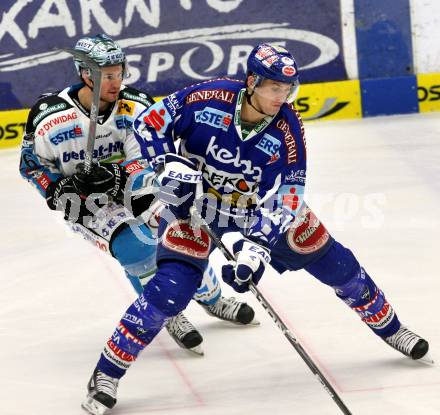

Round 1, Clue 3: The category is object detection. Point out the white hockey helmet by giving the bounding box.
[73,34,127,78]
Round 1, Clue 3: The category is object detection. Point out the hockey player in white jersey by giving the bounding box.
[19,34,257,360]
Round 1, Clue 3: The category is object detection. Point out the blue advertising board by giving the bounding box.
[354,0,413,79]
[0,0,347,109]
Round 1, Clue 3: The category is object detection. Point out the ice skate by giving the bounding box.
[383,326,433,363]
[81,369,119,415]
[199,296,259,325]
[166,312,204,355]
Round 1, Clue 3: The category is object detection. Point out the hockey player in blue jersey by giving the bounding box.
[19,32,259,407]
[81,43,430,414]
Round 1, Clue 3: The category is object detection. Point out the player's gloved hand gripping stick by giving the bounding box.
[190,206,353,415]
[221,232,270,293]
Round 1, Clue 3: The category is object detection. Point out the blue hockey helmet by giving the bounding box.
[73,34,127,77]
[247,43,300,102]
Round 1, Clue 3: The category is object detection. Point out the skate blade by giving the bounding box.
[417,352,435,365]
[81,396,111,415]
[187,344,204,356]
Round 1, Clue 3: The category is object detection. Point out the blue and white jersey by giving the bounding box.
[134,78,307,247]
[20,84,155,198]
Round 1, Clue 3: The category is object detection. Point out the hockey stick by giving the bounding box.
[190,207,353,415]
[63,48,103,175]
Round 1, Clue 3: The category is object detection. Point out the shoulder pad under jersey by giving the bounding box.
[119,86,155,108]
[26,94,73,134]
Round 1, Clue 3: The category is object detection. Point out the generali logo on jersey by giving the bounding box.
[276,119,297,164]
[186,89,235,105]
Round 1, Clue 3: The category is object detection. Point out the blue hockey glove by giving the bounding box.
[157,154,202,219]
[221,232,271,293]
[72,162,126,199]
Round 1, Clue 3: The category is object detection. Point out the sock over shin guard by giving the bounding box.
[193,264,221,305]
[96,260,202,378]
[333,267,401,337]
[305,241,400,338]
[97,294,167,378]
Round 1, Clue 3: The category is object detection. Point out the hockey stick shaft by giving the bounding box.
[190,207,352,415]
[63,48,103,175]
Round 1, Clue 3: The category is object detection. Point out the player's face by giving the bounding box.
[99,65,124,103]
[253,79,293,115]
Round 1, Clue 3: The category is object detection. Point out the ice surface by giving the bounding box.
[1,112,439,414]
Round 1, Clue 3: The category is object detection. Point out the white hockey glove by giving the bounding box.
[157,154,202,219]
[221,232,271,293]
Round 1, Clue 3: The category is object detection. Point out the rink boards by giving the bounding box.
[1,72,439,150]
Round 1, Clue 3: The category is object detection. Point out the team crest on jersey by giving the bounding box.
[194,107,232,131]
[117,100,134,116]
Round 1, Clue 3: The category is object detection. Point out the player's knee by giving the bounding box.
[305,240,360,286]
[111,224,157,276]
[122,294,169,345]
[332,267,378,305]
[143,260,203,317]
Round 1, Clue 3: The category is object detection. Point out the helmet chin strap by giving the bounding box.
[79,68,95,93]
[245,90,272,117]
[85,78,95,93]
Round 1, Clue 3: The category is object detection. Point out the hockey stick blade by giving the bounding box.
[190,206,353,415]
[63,47,103,175]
